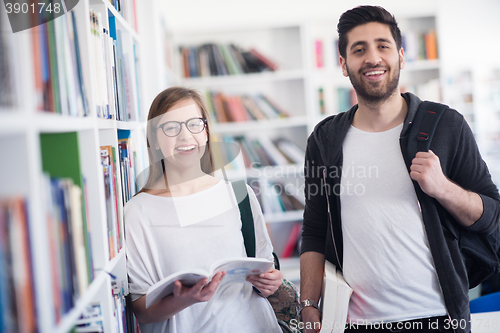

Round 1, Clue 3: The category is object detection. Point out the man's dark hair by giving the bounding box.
[337,5,402,59]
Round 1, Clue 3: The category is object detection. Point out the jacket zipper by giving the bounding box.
[323,169,342,271]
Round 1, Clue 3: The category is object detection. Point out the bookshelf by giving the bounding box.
[307,15,442,126]
[0,2,452,330]
[0,0,168,332]
[173,24,309,275]
[172,14,445,284]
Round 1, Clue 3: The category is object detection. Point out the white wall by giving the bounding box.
[160,0,439,33]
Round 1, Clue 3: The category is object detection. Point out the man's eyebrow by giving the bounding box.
[350,41,367,50]
[349,38,394,50]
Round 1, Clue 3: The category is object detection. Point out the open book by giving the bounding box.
[145,257,273,308]
[319,261,353,333]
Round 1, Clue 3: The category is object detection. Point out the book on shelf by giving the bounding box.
[273,138,305,165]
[337,87,357,114]
[318,87,326,114]
[281,222,302,258]
[180,43,278,78]
[400,78,441,103]
[249,48,279,71]
[73,304,104,333]
[40,132,94,319]
[210,134,247,173]
[319,261,353,333]
[262,180,305,215]
[145,257,273,309]
[205,92,289,123]
[41,175,93,320]
[29,10,88,116]
[117,133,138,204]
[111,281,128,333]
[95,13,140,121]
[230,136,305,169]
[315,39,324,68]
[402,28,439,63]
[0,197,37,333]
[0,9,15,108]
[100,146,122,259]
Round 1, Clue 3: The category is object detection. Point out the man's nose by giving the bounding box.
[364,46,382,66]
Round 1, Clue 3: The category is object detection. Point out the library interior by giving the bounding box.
[1,0,500,332]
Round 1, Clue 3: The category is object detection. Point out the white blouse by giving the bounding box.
[124,180,281,333]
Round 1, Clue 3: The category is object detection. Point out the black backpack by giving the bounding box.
[408,101,500,289]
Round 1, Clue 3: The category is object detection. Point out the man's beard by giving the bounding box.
[346,61,401,103]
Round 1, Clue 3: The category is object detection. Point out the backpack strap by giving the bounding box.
[407,100,448,159]
[231,180,256,258]
[408,100,459,240]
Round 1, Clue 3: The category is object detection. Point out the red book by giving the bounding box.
[281,223,302,258]
[249,48,278,71]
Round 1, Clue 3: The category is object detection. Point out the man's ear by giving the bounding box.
[399,47,405,70]
[340,56,348,77]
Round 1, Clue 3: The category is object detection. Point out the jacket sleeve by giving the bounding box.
[300,134,329,255]
[447,114,500,235]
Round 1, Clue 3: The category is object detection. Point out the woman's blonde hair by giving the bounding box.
[137,87,213,194]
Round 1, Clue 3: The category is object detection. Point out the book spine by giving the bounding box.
[315,39,324,68]
[249,48,278,71]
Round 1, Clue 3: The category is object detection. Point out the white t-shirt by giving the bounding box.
[340,124,447,323]
[124,180,282,333]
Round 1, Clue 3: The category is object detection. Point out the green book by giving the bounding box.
[40,132,82,187]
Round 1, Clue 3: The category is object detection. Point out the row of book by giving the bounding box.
[403,29,438,63]
[31,11,88,116]
[313,28,438,69]
[0,197,37,333]
[90,10,141,121]
[401,79,441,105]
[111,281,128,333]
[249,180,303,258]
[180,43,278,78]
[41,174,94,322]
[100,145,123,260]
[72,304,103,333]
[226,135,305,169]
[317,86,357,115]
[336,87,358,114]
[205,92,289,123]
[100,136,137,260]
[117,136,138,203]
[260,180,305,214]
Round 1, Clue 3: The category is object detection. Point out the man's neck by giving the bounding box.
[352,91,408,132]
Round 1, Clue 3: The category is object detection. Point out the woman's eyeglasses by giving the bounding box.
[157,117,207,137]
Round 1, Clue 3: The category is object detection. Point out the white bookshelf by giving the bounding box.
[0,0,169,332]
[307,15,442,123]
[171,13,445,277]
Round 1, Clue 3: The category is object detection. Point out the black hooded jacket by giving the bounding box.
[301,92,500,333]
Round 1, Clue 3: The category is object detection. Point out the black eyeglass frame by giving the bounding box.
[157,117,207,137]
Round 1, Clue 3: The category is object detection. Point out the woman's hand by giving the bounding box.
[246,268,283,297]
[173,271,226,306]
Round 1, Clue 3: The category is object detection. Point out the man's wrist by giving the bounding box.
[297,299,319,321]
